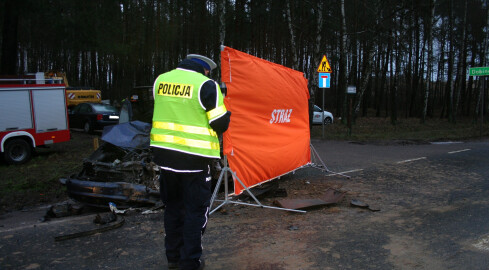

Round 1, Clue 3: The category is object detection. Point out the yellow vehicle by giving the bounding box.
[44,71,102,108]
[65,89,101,107]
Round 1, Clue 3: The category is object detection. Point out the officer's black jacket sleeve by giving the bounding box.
[200,80,231,134]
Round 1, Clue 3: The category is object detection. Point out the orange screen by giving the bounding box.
[220,47,311,195]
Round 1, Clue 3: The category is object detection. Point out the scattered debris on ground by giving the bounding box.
[43,199,86,221]
[274,188,346,210]
[54,214,125,242]
[350,199,380,212]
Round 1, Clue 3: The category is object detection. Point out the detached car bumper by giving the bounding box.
[60,178,160,208]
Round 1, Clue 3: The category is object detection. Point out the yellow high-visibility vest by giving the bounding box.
[150,69,226,158]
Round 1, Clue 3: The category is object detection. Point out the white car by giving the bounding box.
[313,105,333,124]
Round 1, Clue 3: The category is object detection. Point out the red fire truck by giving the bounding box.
[0,72,70,164]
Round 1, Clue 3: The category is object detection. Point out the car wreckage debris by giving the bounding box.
[350,199,380,212]
[63,178,160,209]
[288,225,299,231]
[54,215,125,242]
[61,122,228,209]
[273,188,346,210]
[60,121,161,208]
[350,199,369,208]
[42,199,86,221]
[238,180,288,200]
[94,211,117,224]
[275,198,329,210]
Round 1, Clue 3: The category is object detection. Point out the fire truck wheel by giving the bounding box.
[83,121,93,133]
[4,138,32,165]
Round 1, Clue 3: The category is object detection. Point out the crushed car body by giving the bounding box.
[60,121,161,208]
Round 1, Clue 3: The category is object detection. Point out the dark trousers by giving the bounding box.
[160,168,212,270]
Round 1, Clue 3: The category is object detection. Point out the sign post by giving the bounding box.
[469,67,488,138]
[317,55,332,139]
[318,73,331,138]
[347,86,356,136]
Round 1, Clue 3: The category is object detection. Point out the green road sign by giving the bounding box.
[469,67,489,76]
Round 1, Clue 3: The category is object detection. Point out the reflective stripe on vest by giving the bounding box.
[153,121,217,137]
[207,105,227,121]
[150,134,219,151]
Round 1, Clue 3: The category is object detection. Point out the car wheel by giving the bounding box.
[83,121,93,133]
[4,138,32,165]
[324,117,332,125]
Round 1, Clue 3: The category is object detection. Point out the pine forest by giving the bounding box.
[0,0,488,123]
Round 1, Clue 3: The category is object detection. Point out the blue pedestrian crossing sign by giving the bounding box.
[319,73,331,88]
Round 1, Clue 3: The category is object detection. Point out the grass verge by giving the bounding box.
[0,132,96,213]
[311,117,489,142]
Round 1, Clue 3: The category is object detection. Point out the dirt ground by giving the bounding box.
[202,145,489,270]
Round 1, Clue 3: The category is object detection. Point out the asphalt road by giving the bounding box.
[1,139,489,269]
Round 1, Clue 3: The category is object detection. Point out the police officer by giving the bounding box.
[150,54,230,270]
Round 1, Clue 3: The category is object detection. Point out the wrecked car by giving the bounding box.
[60,118,225,209]
[60,121,161,208]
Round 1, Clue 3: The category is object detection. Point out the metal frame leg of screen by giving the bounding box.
[310,144,350,179]
[209,156,306,215]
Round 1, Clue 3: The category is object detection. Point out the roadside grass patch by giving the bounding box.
[0,132,95,212]
[311,117,489,142]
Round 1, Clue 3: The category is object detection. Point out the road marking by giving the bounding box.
[396,157,427,164]
[340,169,364,174]
[473,235,489,251]
[448,149,471,154]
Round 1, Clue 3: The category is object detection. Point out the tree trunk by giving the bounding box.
[422,0,436,123]
[466,44,476,116]
[391,24,399,126]
[374,43,382,116]
[285,0,298,70]
[409,10,421,118]
[446,0,455,122]
[377,39,391,118]
[353,45,374,119]
[217,0,226,79]
[339,0,348,123]
[218,0,226,45]
[475,4,489,118]
[454,0,468,121]
[310,1,324,106]
[438,30,447,118]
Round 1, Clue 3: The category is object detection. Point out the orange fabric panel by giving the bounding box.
[220,47,311,195]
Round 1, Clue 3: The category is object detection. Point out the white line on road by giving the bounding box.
[396,157,427,164]
[448,149,471,154]
[342,169,364,174]
[473,235,489,251]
